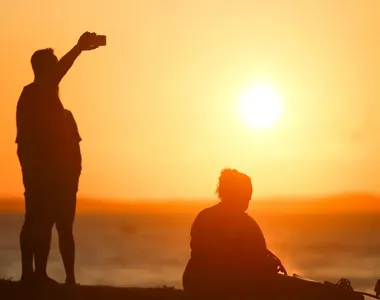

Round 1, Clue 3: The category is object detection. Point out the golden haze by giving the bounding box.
[1,1,380,200]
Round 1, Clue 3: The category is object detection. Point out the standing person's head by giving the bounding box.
[31,48,59,84]
[216,168,253,213]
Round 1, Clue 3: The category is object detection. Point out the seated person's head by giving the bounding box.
[216,168,253,213]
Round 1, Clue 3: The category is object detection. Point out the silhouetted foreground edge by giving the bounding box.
[2,278,378,300]
[0,279,185,300]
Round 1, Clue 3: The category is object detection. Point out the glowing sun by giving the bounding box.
[239,83,282,129]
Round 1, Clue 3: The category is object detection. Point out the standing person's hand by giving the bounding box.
[77,32,99,51]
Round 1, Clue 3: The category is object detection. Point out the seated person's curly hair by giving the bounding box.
[216,168,252,201]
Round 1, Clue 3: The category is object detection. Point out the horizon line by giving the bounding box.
[0,190,378,203]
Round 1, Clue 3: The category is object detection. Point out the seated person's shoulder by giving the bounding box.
[192,207,210,226]
[191,204,225,231]
[241,213,265,235]
[242,212,255,221]
[195,205,220,221]
[242,213,259,225]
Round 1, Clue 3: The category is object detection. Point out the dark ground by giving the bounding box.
[0,278,373,300]
[0,279,185,300]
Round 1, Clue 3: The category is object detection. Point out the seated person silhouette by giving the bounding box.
[182,168,366,300]
[182,168,283,299]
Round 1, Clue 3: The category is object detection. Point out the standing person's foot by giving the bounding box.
[65,276,77,286]
[34,273,58,286]
[19,272,35,285]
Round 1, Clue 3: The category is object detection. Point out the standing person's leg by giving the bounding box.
[33,191,55,282]
[19,191,35,281]
[19,172,48,282]
[56,189,77,285]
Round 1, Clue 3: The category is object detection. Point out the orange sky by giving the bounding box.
[1,0,380,199]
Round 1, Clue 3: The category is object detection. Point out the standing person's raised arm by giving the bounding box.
[56,32,99,84]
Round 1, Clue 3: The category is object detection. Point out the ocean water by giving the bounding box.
[0,211,379,295]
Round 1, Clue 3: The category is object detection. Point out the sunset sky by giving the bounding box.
[1,0,380,200]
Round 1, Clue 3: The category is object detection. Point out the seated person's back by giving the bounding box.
[183,169,278,297]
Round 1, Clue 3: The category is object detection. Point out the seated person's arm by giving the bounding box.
[246,217,279,274]
[190,216,212,256]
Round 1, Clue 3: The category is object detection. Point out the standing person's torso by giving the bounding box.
[16,82,67,173]
[61,109,82,176]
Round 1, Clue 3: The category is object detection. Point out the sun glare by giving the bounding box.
[239,83,282,129]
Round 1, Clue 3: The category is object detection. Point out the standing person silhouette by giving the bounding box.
[16,32,99,284]
[182,168,283,299]
[53,108,82,285]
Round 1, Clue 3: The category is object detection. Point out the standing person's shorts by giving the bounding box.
[22,168,79,230]
[22,168,58,227]
[53,171,80,229]
[54,190,77,230]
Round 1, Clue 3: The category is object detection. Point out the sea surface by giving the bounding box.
[0,210,379,295]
